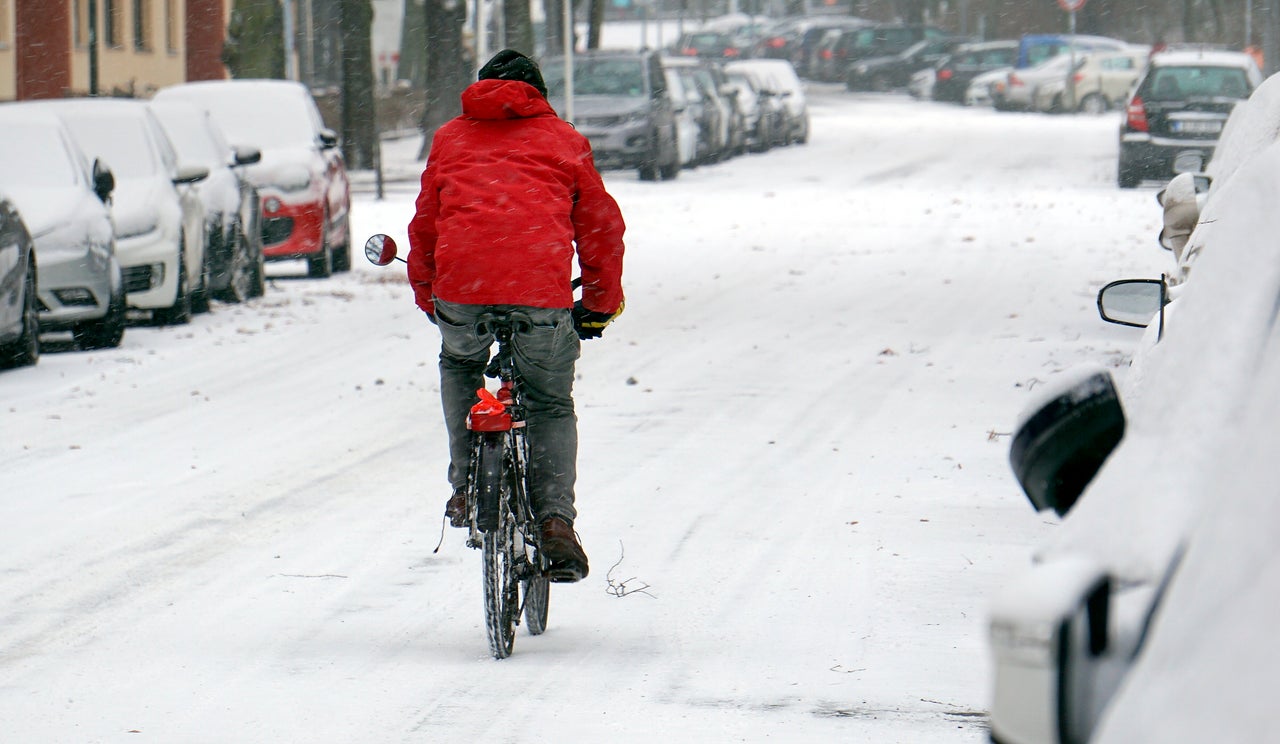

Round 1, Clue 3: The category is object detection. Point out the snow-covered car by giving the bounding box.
[1032,46,1149,114]
[149,100,266,304]
[0,107,125,349]
[19,98,210,325]
[723,65,777,152]
[663,56,734,164]
[542,50,684,181]
[0,195,38,368]
[153,80,352,278]
[990,139,1280,744]
[1118,49,1262,188]
[723,59,809,144]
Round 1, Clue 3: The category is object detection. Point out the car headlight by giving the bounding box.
[855,64,868,75]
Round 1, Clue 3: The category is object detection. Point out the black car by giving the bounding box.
[0,196,37,369]
[1118,49,1261,188]
[845,36,968,92]
[929,39,1018,103]
[813,23,949,82]
[542,50,683,181]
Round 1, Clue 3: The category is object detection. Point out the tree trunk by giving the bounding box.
[545,0,564,56]
[587,0,604,49]
[419,0,472,158]
[340,0,378,170]
[399,0,427,87]
[504,0,535,56]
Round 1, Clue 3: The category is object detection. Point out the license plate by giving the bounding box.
[1171,120,1222,135]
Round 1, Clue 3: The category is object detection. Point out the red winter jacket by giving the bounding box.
[407,79,626,317]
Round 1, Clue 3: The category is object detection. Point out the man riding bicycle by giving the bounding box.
[407,50,626,582]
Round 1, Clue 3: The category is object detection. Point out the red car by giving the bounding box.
[153,80,352,278]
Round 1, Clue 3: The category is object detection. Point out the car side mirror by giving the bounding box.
[318,128,339,149]
[173,164,210,185]
[92,159,115,203]
[1097,278,1166,329]
[232,145,262,166]
[1009,365,1125,516]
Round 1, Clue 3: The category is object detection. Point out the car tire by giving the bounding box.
[73,276,126,350]
[331,216,352,273]
[307,216,333,279]
[871,73,891,92]
[214,220,254,304]
[153,238,192,326]
[190,239,212,315]
[1118,163,1141,189]
[1079,93,1107,115]
[0,257,39,369]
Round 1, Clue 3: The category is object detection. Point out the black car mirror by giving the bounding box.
[1097,278,1166,328]
[318,128,340,149]
[92,159,115,203]
[173,164,209,185]
[232,145,262,166]
[1009,366,1126,516]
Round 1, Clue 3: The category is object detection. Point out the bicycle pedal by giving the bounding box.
[545,561,587,583]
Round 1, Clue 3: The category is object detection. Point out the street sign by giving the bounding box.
[1057,0,1086,11]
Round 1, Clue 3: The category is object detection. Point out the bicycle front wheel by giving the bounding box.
[523,573,550,635]
[482,518,519,659]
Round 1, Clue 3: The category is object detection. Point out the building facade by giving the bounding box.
[0,0,227,102]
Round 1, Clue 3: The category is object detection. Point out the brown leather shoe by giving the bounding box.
[539,517,589,582]
[445,489,467,528]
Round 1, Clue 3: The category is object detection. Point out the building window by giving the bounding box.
[134,0,152,51]
[165,0,178,53]
[104,0,122,48]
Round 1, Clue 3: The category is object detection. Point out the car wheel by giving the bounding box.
[214,220,253,304]
[1118,163,1141,189]
[1079,93,1107,115]
[73,274,126,350]
[331,216,352,273]
[190,238,212,315]
[153,238,192,326]
[307,216,333,279]
[871,73,891,92]
[0,257,39,369]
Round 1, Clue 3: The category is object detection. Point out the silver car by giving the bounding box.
[0,107,125,349]
[0,195,38,368]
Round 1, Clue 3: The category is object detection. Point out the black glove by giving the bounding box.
[572,300,622,340]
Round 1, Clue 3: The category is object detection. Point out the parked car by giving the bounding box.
[0,196,38,368]
[814,23,949,82]
[790,16,870,78]
[997,52,1087,112]
[662,56,735,164]
[992,34,1129,109]
[723,64,778,152]
[965,65,1015,106]
[929,39,1018,103]
[723,59,809,145]
[149,100,266,304]
[989,137,1280,744]
[154,79,353,278]
[1033,46,1150,114]
[673,29,749,60]
[16,98,209,325]
[541,50,683,181]
[0,107,125,349]
[845,36,968,92]
[1117,49,1262,188]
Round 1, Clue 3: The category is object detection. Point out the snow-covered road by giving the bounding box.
[1,87,1170,741]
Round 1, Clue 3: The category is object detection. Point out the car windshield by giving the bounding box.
[60,113,160,179]
[191,89,318,150]
[1145,65,1251,100]
[153,109,225,166]
[543,58,647,98]
[0,121,79,189]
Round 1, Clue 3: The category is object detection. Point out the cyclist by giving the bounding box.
[407,49,626,583]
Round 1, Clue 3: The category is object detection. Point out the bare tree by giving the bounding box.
[418,0,473,158]
[340,0,378,170]
[504,0,535,57]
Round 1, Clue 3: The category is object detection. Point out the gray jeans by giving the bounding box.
[434,298,581,525]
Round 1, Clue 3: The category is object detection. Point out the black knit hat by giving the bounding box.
[478,49,548,97]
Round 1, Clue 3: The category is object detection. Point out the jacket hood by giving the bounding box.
[461,79,557,121]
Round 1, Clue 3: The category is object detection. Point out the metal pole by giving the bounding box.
[282,0,297,81]
[88,0,99,95]
[1068,10,1077,110]
[563,0,575,123]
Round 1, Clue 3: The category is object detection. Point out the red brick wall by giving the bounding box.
[186,0,228,81]
[15,0,72,99]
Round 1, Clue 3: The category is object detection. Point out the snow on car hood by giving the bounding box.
[110,177,173,238]
[2,185,88,238]
[240,145,318,192]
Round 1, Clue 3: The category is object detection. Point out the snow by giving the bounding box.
[1,82,1176,739]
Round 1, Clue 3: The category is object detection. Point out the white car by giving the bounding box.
[149,100,266,304]
[1032,46,1150,114]
[723,59,809,144]
[0,107,126,349]
[998,52,1083,112]
[18,98,210,324]
[965,66,1012,106]
[991,138,1280,744]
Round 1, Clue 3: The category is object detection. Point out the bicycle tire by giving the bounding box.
[483,517,519,658]
[523,574,550,635]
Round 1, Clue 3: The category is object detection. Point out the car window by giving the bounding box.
[186,89,319,150]
[987,48,1016,65]
[543,58,647,97]
[155,109,225,166]
[1146,65,1252,100]
[0,121,80,188]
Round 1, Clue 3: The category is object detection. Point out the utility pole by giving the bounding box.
[88,0,99,95]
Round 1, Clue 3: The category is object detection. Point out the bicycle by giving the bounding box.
[365,233,554,659]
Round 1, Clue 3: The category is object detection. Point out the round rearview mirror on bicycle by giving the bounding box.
[364,234,399,266]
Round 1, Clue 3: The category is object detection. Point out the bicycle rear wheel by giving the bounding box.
[523,573,549,635]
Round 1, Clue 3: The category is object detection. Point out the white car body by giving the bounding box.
[662,67,701,166]
[1000,53,1081,111]
[724,59,809,144]
[19,99,209,322]
[1033,46,1150,113]
[991,138,1280,744]
[965,66,1012,106]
